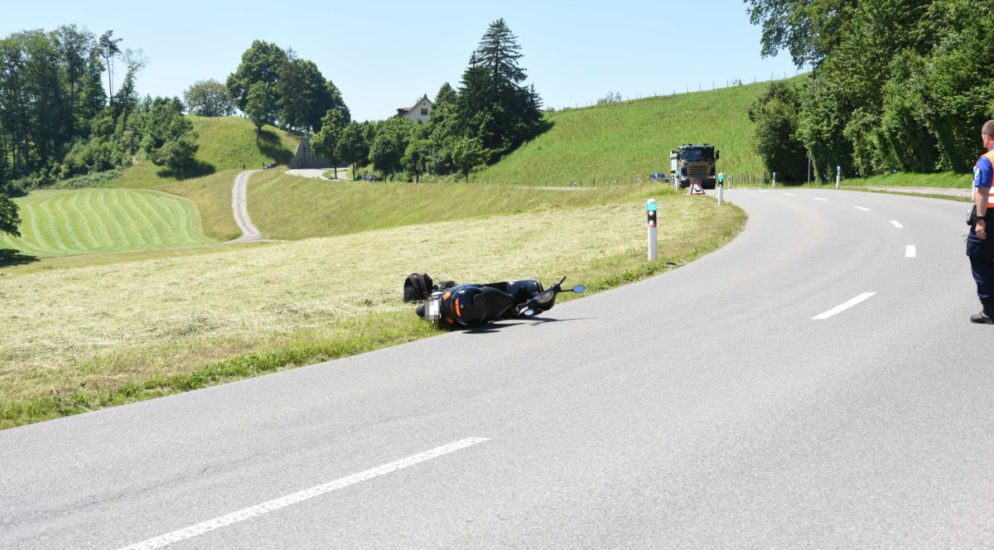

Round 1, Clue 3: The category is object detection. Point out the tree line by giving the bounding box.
[309,18,547,181]
[0,26,207,237]
[746,0,994,182]
[0,26,200,195]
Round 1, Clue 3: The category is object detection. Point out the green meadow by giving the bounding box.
[476,82,773,186]
[0,189,210,257]
[248,170,671,240]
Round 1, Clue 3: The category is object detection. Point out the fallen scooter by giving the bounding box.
[403,273,585,328]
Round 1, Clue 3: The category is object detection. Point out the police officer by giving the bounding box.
[967,120,994,323]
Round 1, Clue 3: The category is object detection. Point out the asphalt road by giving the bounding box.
[3,189,992,549]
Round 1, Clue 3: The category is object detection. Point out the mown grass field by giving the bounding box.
[477,81,776,186]
[249,171,669,240]
[0,189,210,257]
[0,190,746,427]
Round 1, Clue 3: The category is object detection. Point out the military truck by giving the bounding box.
[669,144,719,189]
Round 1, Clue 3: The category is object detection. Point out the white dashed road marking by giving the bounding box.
[906,245,917,258]
[854,206,871,211]
[890,220,904,228]
[783,193,796,197]
[813,197,829,202]
[117,438,490,550]
[812,292,877,320]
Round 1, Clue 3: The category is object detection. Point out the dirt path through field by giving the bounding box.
[232,170,263,241]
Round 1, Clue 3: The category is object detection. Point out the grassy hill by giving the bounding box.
[0,189,210,257]
[114,116,299,190]
[477,82,772,186]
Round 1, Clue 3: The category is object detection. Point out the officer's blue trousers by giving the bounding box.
[967,225,994,303]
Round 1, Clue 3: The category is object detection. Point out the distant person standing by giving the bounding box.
[967,120,994,323]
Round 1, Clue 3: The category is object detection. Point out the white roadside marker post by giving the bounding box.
[647,199,658,261]
[772,171,776,188]
[717,172,725,206]
[836,165,841,188]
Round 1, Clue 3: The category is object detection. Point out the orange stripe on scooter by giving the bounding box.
[454,298,461,317]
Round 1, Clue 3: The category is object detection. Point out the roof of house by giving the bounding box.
[395,94,433,117]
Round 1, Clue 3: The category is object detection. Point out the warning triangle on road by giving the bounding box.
[689,182,706,195]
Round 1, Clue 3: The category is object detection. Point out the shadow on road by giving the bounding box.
[463,316,592,334]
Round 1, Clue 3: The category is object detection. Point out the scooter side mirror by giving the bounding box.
[570,285,586,294]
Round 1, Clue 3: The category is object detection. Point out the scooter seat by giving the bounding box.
[468,287,516,322]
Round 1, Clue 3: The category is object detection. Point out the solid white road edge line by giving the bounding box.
[854,206,871,211]
[812,292,877,320]
[813,197,829,202]
[890,220,904,228]
[116,437,490,550]
[906,245,917,258]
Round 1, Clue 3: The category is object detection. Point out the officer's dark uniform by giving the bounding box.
[967,149,994,321]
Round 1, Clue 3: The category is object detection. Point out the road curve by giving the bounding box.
[231,170,263,241]
[2,189,993,549]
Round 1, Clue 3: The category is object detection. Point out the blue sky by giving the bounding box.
[4,0,800,122]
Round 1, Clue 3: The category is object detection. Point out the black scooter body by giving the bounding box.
[413,275,582,329]
[434,280,546,328]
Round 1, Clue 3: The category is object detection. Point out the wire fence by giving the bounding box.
[553,70,804,113]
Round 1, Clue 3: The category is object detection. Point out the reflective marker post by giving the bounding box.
[717,173,725,206]
[647,199,658,261]
[835,165,841,188]
[772,171,777,188]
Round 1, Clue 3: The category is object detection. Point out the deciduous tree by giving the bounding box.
[226,40,287,112]
[184,79,235,117]
[336,122,371,179]
[244,82,277,133]
[369,118,415,175]
[749,81,807,182]
[401,138,430,183]
[451,137,485,180]
[0,194,20,237]
[140,97,198,172]
[311,107,349,177]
